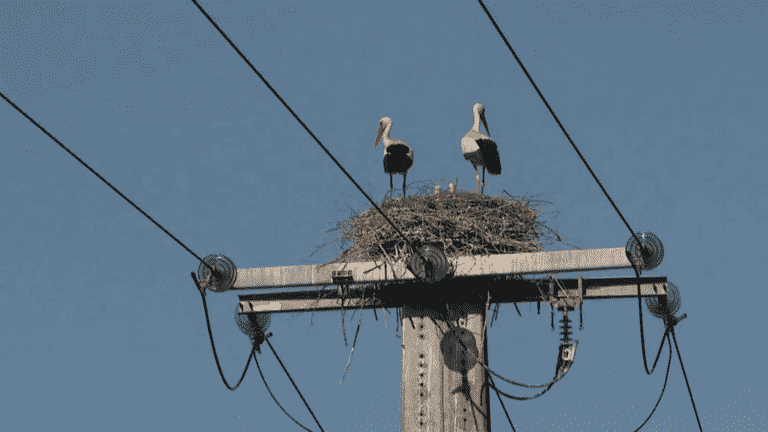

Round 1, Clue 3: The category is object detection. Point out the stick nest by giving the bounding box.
[325,187,565,263]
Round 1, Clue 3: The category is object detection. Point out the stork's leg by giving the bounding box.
[474,167,481,193]
[390,174,394,198]
[403,173,407,197]
[482,167,486,195]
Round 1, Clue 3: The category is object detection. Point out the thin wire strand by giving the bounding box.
[0,91,214,272]
[670,327,704,432]
[254,353,314,432]
[475,0,646,251]
[189,0,428,274]
[265,338,326,432]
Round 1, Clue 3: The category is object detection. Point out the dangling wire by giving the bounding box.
[193,272,254,391]
[633,267,669,375]
[632,329,673,432]
[428,316,569,392]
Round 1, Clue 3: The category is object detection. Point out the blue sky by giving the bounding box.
[1,1,766,431]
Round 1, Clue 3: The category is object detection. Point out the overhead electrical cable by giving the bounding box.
[254,353,315,432]
[264,338,326,432]
[473,0,667,381]
[489,374,517,432]
[669,325,704,431]
[472,0,646,252]
[189,0,429,276]
[0,91,216,274]
[472,4,703,429]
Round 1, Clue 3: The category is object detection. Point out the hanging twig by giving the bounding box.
[341,296,366,383]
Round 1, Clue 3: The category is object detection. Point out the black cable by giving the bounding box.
[189,0,428,275]
[265,338,326,432]
[431,316,567,391]
[632,329,673,431]
[669,327,704,432]
[194,273,254,390]
[487,369,566,401]
[0,91,215,273]
[633,268,669,376]
[254,352,315,432]
[489,374,517,432]
[474,0,646,252]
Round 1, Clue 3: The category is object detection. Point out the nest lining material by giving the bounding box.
[329,189,561,263]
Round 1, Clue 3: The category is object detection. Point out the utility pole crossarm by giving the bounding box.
[233,247,633,290]
[237,276,667,314]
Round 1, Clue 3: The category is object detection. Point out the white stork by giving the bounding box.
[375,116,414,198]
[461,103,501,194]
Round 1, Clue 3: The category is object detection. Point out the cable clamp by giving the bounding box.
[253,331,273,354]
[333,269,354,296]
[190,271,208,297]
[556,341,578,376]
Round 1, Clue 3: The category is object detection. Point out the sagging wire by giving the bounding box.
[428,314,569,396]
[194,272,324,431]
[192,272,254,391]
[632,328,673,432]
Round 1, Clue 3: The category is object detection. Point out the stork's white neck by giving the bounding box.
[381,122,393,145]
[471,110,481,132]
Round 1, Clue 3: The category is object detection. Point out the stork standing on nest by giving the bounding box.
[375,116,414,198]
[461,103,501,194]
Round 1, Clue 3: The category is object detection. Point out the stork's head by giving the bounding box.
[375,116,392,146]
[473,103,490,137]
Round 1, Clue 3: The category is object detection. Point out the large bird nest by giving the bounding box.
[323,184,570,263]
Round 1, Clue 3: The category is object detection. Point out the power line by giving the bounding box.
[265,338,326,432]
[473,0,646,252]
[254,352,315,432]
[189,0,429,275]
[489,374,517,432]
[471,4,704,429]
[670,327,704,432]
[0,90,215,274]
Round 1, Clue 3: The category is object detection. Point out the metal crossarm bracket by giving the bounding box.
[332,270,354,284]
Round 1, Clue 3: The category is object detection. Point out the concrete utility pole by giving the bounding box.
[233,247,667,432]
